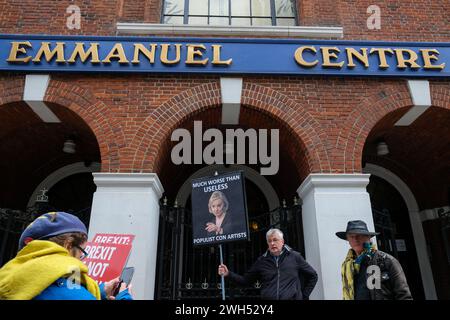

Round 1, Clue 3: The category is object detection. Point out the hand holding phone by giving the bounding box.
[120,267,134,286]
[113,267,134,296]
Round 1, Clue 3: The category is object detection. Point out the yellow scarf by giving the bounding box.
[341,249,359,300]
[341,244,377,300]
[0,240,100,300]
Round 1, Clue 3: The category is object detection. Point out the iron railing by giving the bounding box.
[155,202,303,300]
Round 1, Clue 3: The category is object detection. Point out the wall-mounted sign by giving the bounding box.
[395,239,407,252]
[0,34,448,77]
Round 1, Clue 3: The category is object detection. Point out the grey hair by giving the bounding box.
[266,228,284,241]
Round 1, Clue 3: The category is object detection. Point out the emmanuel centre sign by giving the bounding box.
[1,34,449,78]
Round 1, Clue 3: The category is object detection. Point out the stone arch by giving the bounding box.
[339,81,411,173]
[340,80,450,173]
[44,79,125,172]
[430,80,450,110]
[0,77,125,172]
[130,81,330,175]
[129,81,222,172]
[0,75,25,106]
[240,82,331,173]
[28,161,101,207]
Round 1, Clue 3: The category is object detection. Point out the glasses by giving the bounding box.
[74,245,89,260]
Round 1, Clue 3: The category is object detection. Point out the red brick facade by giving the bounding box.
[0,0,449,298]
[1,75,448,206]
[2,1,449,41]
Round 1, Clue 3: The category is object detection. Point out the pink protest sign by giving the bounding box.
[83,233,135,283]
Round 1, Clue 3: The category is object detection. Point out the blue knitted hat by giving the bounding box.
[18,212,88,250]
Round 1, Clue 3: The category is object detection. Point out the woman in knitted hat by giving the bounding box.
[0,211,132,300]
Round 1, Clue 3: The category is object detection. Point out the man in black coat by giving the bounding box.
[218,228,318,300]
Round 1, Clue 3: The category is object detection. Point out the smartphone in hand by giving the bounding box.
[113,267,134,296]
[120,267,134,286]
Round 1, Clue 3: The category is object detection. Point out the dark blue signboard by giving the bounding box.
[0,34,449,77]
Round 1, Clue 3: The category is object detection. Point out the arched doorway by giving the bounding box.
[27,162,101,228]
[0,100,101,266]
[45,172,97,227]
[366,173,424,299]
[156,179,303,299]
[153,104,309,299]
[362,105,450,299]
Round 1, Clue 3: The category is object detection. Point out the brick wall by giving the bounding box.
[338,0,450,41]
[1,1,449,41]
[0,0,449,298]
[0,0,120,35]
[1,74,448,191]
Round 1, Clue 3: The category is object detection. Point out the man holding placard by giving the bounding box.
[218,228,318,300]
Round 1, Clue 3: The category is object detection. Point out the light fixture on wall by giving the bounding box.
[376,140,389,156]
[63,139,76,154]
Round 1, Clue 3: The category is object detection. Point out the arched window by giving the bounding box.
[162,0,297,26]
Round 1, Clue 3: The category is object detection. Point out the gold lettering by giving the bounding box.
[67,43,100,63]
[160,44,181,65]
[7,41,32,63]
[132,43,157,64]
[32,42,66,63]
[394,49,420,69]
[185,44,208,65]
[420,49,445,70]
[102,43,129,64]
[294,46,318,67]
[321,47,344,68]
[369,48,394,68]
[211,45,232,65]
[346,47,369,68]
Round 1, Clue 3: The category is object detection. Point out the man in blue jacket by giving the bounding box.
[218,228,318,300]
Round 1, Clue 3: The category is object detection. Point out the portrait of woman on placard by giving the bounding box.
[205,191,233,235]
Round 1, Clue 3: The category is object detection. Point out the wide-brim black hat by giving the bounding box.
[336,220,379,240]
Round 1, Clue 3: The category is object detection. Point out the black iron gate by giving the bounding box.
[0,209,35,267]
[437,208,450,265]
[373,208,398,258]
[155,201,303,300]
[0,205,91,267]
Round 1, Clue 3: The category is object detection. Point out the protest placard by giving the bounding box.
[191,171,249,246]
[83,233,135,283]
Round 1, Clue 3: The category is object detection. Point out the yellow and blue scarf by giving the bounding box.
[0,240,100,300]
[341,242,377,300]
